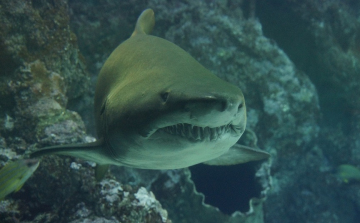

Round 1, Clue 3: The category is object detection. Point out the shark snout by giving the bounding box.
[184,97,226,112]
[182,93,245,126]
[184,96,243,112]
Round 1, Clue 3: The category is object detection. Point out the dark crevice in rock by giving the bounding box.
[189,162,262,214]
[0,42,21,77]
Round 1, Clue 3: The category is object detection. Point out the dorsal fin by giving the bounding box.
[131,8,155,37]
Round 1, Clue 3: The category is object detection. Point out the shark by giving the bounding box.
[27,9,269,180]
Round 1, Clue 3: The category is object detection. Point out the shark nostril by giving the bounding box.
[160,92,169,103]
[238,102,244,111]
[220,100,227,112]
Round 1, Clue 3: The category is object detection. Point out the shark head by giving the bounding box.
[97,31,246,169]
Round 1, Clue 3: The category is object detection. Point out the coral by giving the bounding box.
[0,0,91,145]
[70,217,120,223]
[134,187,168,222]
[0,0,90,100]
[93,179,171,223]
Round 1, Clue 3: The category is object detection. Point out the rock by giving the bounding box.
[1,0,358,223]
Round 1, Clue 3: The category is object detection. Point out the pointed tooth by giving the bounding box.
[210,128,217,140]
[186,124,192,138]
[181,125,185,136]
[191,126,195,137]
[203,127,209,140]
[169,126,174,134]
[210,128,214,140]
[218,126,221,135]
[184,126,188,137]
[193,126,199,140]
[197,127,204,140]
[194,127,201,140]
[189,125,194,138]
[176,124,181,135]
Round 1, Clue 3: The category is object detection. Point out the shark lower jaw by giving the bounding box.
[154,123,242,142]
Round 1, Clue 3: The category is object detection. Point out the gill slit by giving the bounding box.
[103,98,118,160]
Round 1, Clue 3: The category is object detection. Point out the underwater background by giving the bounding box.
[0,0,359,222]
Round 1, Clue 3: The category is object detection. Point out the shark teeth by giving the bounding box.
[159,123,239,141]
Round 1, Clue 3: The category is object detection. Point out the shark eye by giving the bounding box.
[160,92,169,103]
[100,103,106,115]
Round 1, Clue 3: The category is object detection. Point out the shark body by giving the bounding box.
[30,9,269,177]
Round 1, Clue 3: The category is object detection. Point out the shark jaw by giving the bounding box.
[152,122,243,142]
[114,119,244,169]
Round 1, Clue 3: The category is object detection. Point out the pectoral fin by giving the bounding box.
[203,144,270,166]
[95,164,109,181]
[29,139,109,165]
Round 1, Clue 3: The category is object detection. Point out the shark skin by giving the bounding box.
[30,9,269,178]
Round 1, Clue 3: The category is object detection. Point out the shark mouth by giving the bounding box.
[157,123,242,141]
